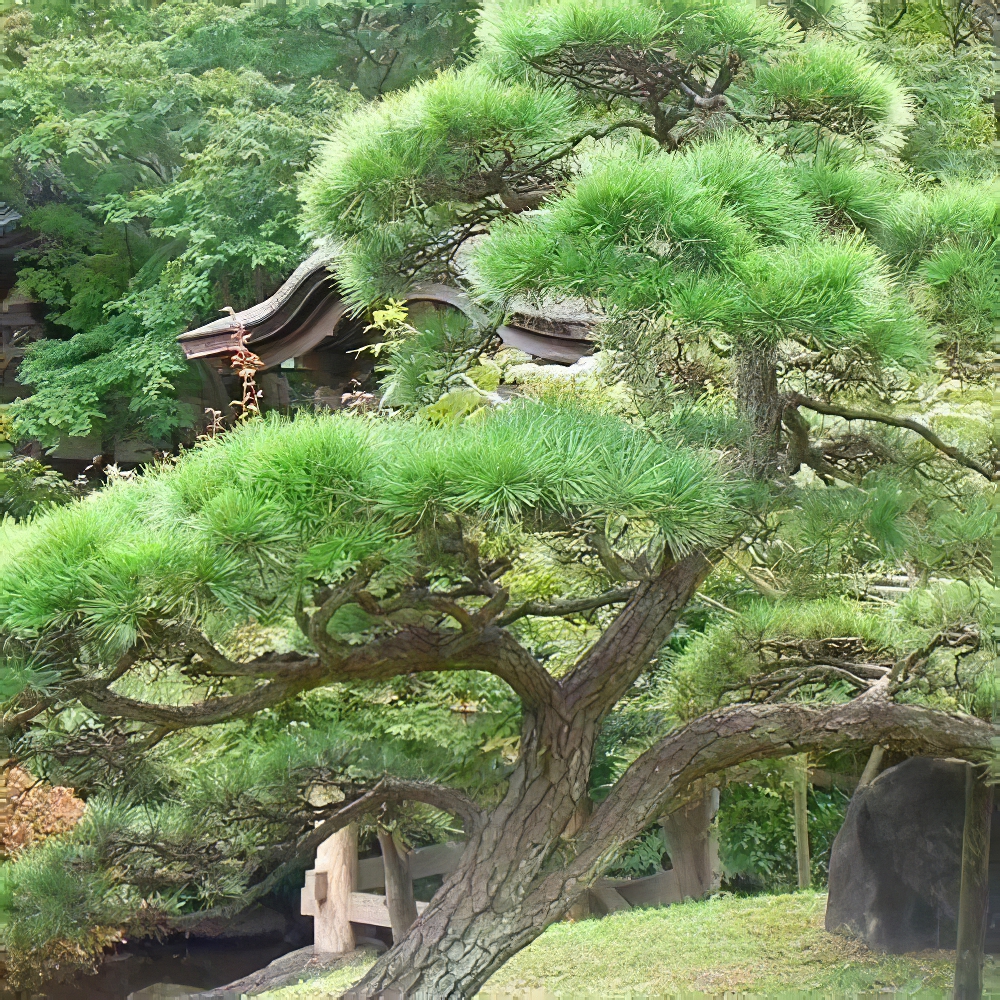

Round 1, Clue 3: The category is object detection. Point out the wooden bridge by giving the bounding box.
[301,790,721,953]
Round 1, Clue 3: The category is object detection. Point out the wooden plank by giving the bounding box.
[410,841,466,880]
[356,841,466,890]
[349,893,428,928]
[314,825,358,953]
[590,888,631,916]
[356,856,384,892]
[609,869,681,909]
[313,870,328,903]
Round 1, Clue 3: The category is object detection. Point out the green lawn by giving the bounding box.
[258,892,955,998]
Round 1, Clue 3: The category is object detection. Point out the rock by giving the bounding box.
[825,757,966,952]
[193,945,379,997]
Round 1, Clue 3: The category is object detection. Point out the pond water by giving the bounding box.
[0,935,295,1000]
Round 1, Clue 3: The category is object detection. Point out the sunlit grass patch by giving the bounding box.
[257,892,954,998]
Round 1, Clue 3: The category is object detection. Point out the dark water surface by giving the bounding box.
[2,935,295,1000]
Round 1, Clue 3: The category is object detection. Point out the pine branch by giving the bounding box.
[171,776,485,928]
[788,392,995,481]
[496,588,636,628]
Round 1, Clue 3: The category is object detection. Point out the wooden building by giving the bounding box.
[177,243,597,413]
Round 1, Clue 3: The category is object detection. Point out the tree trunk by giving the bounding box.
[378,827,418,943]
[735,340,781,471]
[565,797,593,921]
[345,696,994,999]
[347,553,714,996]
[345,702,597,999]
[661,786,718,900]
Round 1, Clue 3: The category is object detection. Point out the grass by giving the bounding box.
[256,892,955,998]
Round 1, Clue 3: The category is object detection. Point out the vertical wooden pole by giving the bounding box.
[378,826,418,942]
[791,754,811,890]
[954,764,993,1000]
[314,824,358,954]
[858,745,886,788]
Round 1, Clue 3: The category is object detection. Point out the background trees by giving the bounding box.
[1,0,477,450]
[301,0,994,469]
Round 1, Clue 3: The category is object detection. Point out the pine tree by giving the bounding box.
[0,405,992,995]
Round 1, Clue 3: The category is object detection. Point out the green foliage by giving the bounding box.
[874,182,997,269]
[366,301,491,410]
[299,66,580,302]
[666,599,901,720]
[793,153,906,229]
[737,40,913,150]
[779,475,917,570]
[302,0,932,308]
[876,40,994,180]
[0,457,81,521]
[0,668,520,959]
[718,764,849,890]
[4,835,116,948]
[793,159,996,363]
[484,0,793,77]
[0,405,733,654]
[473,137,929,367]
[2,0,477,446]
[604,824,668,879]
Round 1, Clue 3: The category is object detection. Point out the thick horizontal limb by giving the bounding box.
[70,672,322,727]
[64,623,557,729]
[582,697,994,864]
[326,624,558,710]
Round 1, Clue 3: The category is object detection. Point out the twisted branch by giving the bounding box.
[172,776,485,927]
[788,393,995,481]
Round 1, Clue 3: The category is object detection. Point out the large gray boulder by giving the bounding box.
[826,757,967,952]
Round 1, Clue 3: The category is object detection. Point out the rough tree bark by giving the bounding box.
[342,572,995,998]
[735,341,782,470]
[16,538,994,1000]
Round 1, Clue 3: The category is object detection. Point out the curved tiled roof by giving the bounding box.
[177,248,597,368]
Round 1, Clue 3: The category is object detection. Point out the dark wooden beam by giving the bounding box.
[954,763,993,1000]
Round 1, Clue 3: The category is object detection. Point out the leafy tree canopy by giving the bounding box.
[1,0,477,448]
